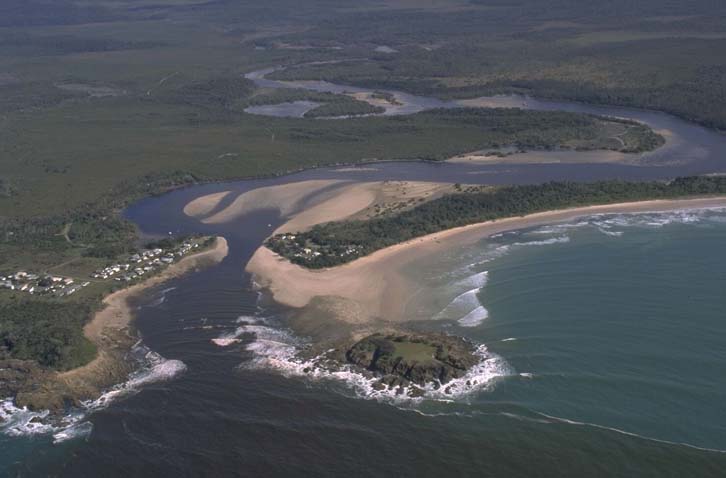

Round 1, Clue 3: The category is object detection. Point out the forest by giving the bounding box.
[268,176,726,268]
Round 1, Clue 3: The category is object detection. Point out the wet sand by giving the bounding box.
[186,180,454,234]
[448,149,631,165]
[201,180,346,224]
[246,198,726,324]
[183,191,231,218]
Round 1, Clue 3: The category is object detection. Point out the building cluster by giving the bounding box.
[272,234,361,262]
[90,241,199,282]
[0,272,90,297]
[0,240,203,298]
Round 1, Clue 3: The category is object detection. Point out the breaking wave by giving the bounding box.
[454,270,489,289]
[1,344,186,443]
[526,207,726,239]
[231,320,513,404]
[511,236,570,247]
[433,270,490,327]
[457,306,489,327]
[210,315,270,347]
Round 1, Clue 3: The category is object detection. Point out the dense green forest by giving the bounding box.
[268,176,726,268]
[1,0,724,373]
[303,101,384,118]
[267,1,726,129]
[0,300,96,370]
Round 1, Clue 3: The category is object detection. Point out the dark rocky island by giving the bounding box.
[323,333,481,396]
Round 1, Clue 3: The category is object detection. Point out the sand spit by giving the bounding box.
[186,179,454,234]
[275,182,378,234]
[201,180,347,224]
[247,198,726,325]
[276,180,452,234]
[448,149,631,165]
[17,237,229,411]
[183,191,232,218]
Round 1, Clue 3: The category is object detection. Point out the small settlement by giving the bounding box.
[92,239,200,282]
[0,272,89,297]
[0,239,203,298]
[267,233,362,266]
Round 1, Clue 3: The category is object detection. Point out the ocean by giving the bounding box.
[3,204,726,477]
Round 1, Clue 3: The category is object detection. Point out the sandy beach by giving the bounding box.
[200,180,347,224]
[246,197,726,324]
[19,237,229,408]
[183,191,231,218]
[185,180,454,234]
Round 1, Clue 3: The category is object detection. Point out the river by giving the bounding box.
[3,68,726,477]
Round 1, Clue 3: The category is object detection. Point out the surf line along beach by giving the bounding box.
[10,237,229,413]
[244,195,726,325]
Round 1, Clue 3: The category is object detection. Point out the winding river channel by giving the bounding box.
[4,67,726,477]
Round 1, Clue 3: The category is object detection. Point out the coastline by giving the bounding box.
[13,237,229,412]
[246,197,726,324]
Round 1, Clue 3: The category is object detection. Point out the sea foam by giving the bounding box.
[234,319,513,404]
[457,306,489,327]
[1,344,186,442]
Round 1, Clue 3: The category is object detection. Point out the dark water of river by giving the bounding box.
[4,68,726,477]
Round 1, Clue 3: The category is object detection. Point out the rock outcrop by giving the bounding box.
[342,333,479,392]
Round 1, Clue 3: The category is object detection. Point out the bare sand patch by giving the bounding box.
[183,191,231,218]
[247,198,726,325]
[448,149,630,165]
[201,180,347,224]
[186,180,452,235]
[275,182,378,234]
[277,180,452,233]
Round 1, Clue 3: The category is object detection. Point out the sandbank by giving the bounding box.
[246,198,726,324]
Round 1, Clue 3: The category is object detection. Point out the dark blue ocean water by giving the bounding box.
[4,204,726,477]
[5,67,726,475]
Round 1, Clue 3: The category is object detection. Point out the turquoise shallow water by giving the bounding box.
[4,207,726,477]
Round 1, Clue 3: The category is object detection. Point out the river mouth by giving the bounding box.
[6,61,726,475]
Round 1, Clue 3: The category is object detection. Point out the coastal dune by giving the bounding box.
[246,197,726,325]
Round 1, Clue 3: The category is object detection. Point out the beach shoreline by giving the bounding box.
[246,197,726,325]
[13,237,229,412]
